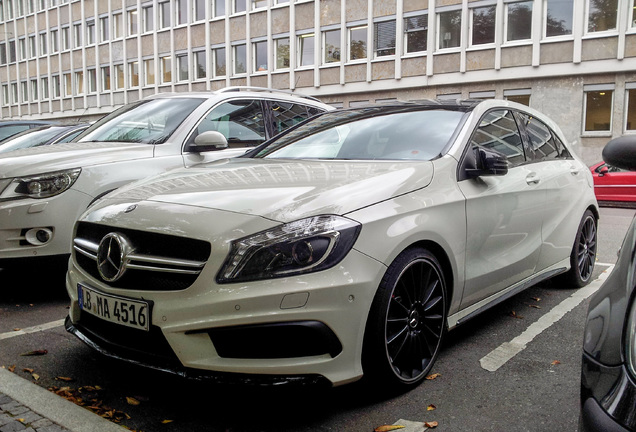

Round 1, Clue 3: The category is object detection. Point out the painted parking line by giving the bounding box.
[479,263,614,372]
[0,319,65,341]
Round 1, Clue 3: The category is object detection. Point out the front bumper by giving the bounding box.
[66,248,386,386]
[580,351,636,432]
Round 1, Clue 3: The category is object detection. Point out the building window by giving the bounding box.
[2,84,9,106]
[584,87,614,133]
[39,33,47,55]
[113,13,123,39]
[323,29,341,63]
[298,34,314,67]
[626,87,636,131]
[21,81,28,103]
[214,0,225,17]
[41,77,49,100]
[143,6,154,32]
[506,1,533,41]
[87,68,97,93]
[233,44,246,74]
[11,83,18,103]
[275,37,290,69]
[252,0,266,10]
[404,14,427,54]
[8,40,16,63]
[177,54,188,81]
[75,71,84,94]
[73,23,82,48]
[101,66,111,91]
[545,0,573,37]
[128,10,138,35]
[234,0,246,13]
[192,50,206,79]
[374,20,396,57]
[0,42,5,65]
[99,17,109,42]
[587,0,618,32]
[50,29,59,52]
[63,73,72,96]
[504,89,531,106]
[30,79,38,101]
[193,0,205,21]
[52,76,60,98]
[254,40,268,71]
[128,61,139,87]
[86,20,95,45]
[471,5,496,46]
[349,26,367,60]
[438,10,461,49]
[632,0,636,28]
[161,56,172,82]
[28,35,36,57]
[18,38,26,60]
[144,59,155,85]
[159,1,170,28]
[176,0,188,25]
[213,47,226,76]
[115,64,125,89]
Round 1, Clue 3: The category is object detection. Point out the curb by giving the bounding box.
[0,367,127,432]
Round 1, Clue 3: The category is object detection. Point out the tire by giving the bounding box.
[363,247,447,389]
[562,210,597,288]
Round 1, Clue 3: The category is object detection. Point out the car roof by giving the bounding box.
[143,86,329,106]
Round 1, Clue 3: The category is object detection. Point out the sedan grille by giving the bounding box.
[73,221,211,290]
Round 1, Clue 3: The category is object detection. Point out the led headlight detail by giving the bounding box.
[0,168,81,200]
[217,215,361,283]
[626,294,636,378]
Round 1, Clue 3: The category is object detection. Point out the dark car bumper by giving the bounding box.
[581,351,636,432]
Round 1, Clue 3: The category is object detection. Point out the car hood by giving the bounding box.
[0,141,154,178]
[103,158,434,222]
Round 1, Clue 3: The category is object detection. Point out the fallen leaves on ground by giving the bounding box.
[49,385,131,423]
[126,396,141,406]
[551,360,561,366]
[161,419,174,424]
[425,421,439,428]
[528,304,542,309]
[374,426,405,432]
[56,376,74,382]
[20,349,48,356]
[426,373,441,380]
[427,404,437,411]
[509,311,524,319]
[531,297,541,302]
[7,365,16,372]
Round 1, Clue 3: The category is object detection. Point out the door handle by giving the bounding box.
[526,173,540,185]
[570,167,580,175]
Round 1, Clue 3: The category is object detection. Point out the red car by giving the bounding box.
[590,161,636,204]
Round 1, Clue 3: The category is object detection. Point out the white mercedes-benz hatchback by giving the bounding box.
[0,87,331,268]
[65,99,598,389]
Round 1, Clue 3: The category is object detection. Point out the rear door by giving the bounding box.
[457,109,545,307]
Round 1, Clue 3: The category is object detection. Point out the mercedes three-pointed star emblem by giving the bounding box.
[96,233,133,282]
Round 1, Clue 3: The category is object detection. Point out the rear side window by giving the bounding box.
[516,112,559,161]
[268,101,318,135]
[471,110,525,167]
[191,99,266,148]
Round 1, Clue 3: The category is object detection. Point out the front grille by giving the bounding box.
[73,221,211,290]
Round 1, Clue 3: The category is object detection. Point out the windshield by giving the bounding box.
[77,98,204,144]
[253,107,466,161]
[0,126,72,153]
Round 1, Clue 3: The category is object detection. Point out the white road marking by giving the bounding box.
[0,319,65,341]
[479,263,614,372]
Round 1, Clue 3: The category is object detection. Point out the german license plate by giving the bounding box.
[78,284,150,331]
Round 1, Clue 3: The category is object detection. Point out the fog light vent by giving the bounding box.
[24,228,53,245]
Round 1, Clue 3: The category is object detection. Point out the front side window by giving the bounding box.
[584,89,614,132]
[404,14,427,54]
[471,110,525,167]
[298,34,314,67]
[190,99,265,147]
[506,1,533,42]
[276,37,290,69]
[323,29,341,63]
[374,20,396,57]
[254,40,268,72]
[545,0,573,37]
[471,6,496,46]
[349,26,367,60]
[438,10,461,49]
[269,102,315,135]
[587,0,618,33]
[79,98,206,145]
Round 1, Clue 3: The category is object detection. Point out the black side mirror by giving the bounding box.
[466,147,509,178]
[603,136,636,171]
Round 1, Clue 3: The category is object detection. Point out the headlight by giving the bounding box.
[217,215,361,283]
[626,293,636,377]
[0,168,81,200]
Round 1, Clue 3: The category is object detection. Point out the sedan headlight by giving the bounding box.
[217,215,361,283]
[626,293,636,377]
[0,168,81,200]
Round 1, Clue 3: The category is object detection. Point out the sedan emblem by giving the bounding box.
[96,233,133,282]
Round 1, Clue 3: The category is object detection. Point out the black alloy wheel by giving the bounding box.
[562,209,597,287]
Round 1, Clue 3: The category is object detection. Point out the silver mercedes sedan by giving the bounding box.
[65,99,599,390]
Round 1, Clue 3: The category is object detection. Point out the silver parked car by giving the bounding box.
[66,99,598,389]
